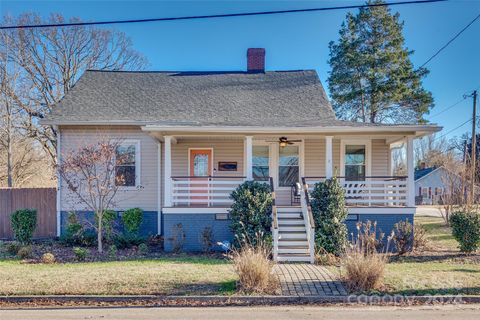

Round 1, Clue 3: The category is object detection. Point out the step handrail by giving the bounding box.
[301,177,315,264]
[269,177,279,262]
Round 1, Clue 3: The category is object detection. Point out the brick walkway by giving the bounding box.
[274,264,348,296]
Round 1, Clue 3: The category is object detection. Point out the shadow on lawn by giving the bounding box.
[171,280,237,296]
[389,253,473,263]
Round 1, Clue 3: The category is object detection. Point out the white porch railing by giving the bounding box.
[303,176,408,207]
[171,176,246,207]
[300,178,316,263]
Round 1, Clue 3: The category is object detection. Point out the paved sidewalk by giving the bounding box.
[274,264,348,296]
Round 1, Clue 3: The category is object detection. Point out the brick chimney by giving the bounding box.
[247,48,265,73]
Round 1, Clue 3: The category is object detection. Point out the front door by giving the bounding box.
[189,149,213,205]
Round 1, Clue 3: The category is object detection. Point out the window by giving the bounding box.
[253,146,269,181]
[115,141,139,187]
[279,145,299,187]
[345,145,366,181]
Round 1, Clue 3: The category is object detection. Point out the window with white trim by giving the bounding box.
[115,141,139,187]
[344,144,366,181]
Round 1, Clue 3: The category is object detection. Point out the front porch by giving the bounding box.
[155,134,416,211]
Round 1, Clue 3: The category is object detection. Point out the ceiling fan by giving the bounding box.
[266,137,302,147]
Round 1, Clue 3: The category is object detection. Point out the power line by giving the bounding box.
[435,118,472,141]
[0,0,445,30]
[419,12,480,68]
[429,97,467,118]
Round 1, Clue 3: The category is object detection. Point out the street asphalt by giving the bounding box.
[1,305,480,320]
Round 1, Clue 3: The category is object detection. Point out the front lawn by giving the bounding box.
[383,215,480,295]
[0,256,237,296]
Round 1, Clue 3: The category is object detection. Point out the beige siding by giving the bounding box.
[371,139,390,176]
[59,126,159,212]
[171,139,244,177]
[304,139,325,177]
[333,139,341,176]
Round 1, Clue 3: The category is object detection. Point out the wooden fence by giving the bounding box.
[0,188,57,239]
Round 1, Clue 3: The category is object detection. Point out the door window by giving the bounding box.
[253,146,269,181]
[279,145,299,187]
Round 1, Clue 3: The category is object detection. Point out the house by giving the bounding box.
[42,48,441,262]
[414,165,446,205]
[415,164,475,205]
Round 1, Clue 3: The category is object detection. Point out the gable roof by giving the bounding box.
[414,167,439,181]
[43,70,343,127]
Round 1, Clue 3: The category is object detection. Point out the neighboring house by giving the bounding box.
[415,165,477,205]
[42,48,441,262]
[414,166,446,205]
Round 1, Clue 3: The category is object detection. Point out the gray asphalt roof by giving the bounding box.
[42,69,358,127]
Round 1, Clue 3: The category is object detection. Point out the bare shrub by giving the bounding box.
[413,224,429,252]
[230,234,279,295]
[315,248,339,266]
[199,226,214,253]
[170,223,185,253]
[342,221,392,293]
[392,219,413,255]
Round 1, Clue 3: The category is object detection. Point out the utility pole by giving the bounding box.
[470,90,477,204]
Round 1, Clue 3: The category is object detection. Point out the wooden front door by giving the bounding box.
[189,149,213,204]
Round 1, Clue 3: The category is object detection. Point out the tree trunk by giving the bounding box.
[97,213,103,253]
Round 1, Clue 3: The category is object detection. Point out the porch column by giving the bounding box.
[406,136,415,207]
[245,136,253,180]
[325,136,333,178]
[164,136,173,207]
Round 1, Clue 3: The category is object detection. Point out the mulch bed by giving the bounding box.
[0,239,226,263]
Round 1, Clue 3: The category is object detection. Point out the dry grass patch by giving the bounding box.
[231,243,279,295]
[0,257,237,295]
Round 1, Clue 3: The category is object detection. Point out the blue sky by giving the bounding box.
[1,0,479,140]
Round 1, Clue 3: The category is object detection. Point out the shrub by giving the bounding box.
[310,178,348,255]
[342,223,392,292]
[108,245,118,260]
[6,242,21,256]
[60,213,96,247]
[200,226,214,253]
[230,239,279,294]
[392,219,413,255]
[138,243,149,255]
[16,246,32,259]
[413,224,429,252]
[114,234,145,249]
[11,209,37,244]
[73,247,88,261]
[229,181,273,248]
[355,221,385,254]
[170,223,185,253]
[450,212,480,253]
[122,208,143,235]
[41,252,56,264]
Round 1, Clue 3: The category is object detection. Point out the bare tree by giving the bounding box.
[58,139,125,253]
[1,13,148,165]
[414,134,450,168]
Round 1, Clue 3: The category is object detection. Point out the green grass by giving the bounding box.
[382,215,480,295]
[414,215,458,250]
[0,256,237,296]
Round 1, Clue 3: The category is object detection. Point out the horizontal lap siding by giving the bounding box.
[304,139,325,177]
[171,139,244,177]
[60,126,159,212]
[372,139,389,176]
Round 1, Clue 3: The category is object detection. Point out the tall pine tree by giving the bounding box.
[328,0,433,124]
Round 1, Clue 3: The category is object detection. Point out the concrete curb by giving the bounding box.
[1,295,480,308]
